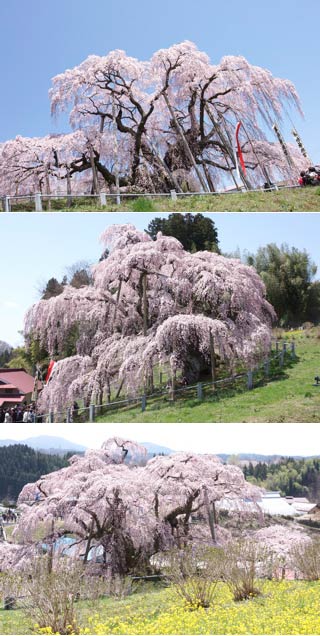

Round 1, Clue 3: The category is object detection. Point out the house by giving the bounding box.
[285,496,315,515]
[258,492,299,517]
[304,503,320,521]
[0,368,41,408]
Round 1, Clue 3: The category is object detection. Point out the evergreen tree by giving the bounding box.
[146,214,220,253]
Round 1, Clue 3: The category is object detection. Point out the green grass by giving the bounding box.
[5,187,320,212]
[95,331,320,423]
[2,581,320,634]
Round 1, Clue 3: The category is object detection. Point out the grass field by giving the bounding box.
[95,331,320,423]
[7,186,320,212]
[1,580,320,634]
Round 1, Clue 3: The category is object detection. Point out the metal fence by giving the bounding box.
[40,341,296,423]
[1,183,301,212]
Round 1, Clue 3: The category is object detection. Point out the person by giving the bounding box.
[300,167,320,186]
[4,411,12,423]
[71,401,79,422]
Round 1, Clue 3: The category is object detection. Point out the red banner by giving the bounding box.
[235,121,246,175]
[45,360,55,383]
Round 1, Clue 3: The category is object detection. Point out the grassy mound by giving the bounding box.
[6,186,320,212]
[95,329,320,423]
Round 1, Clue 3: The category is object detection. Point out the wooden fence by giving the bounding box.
[41,341,296,423]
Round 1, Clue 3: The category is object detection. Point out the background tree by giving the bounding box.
[305,281,320,325]
[0,444,70,501]
[41,278,65,300]
[244,457,320,500]
[0,341,12,367]
[146,213,220,253]
[244,244,319,326]
[65,261,93,288]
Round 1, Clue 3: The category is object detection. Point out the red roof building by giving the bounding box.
[0,368,42,408]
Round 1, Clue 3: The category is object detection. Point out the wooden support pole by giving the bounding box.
[203,486,217,544]
[112,94,121,205]
[142,272,148,337]
[66,168,72,208]
[241,122,271,185]
[112,279,122,326]
[171,368,176,401]
[204,103,241,191]
[210,331,216,390]
[45,164,51,211]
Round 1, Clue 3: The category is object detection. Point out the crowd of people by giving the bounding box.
[298,166,320,186]
[0,403,38,423]
[1,509,17,524]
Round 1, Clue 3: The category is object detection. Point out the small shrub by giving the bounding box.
[130,197,155,212]
[103,574,136,599]
[302,322,314,330]
[291,538,320,580]
[164,546,223,609]
[220,539,266,601]
[2,556,96,635]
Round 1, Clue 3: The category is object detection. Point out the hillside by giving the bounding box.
[0,444,71,501]
[95,330,320,423]
[0,436,87,454]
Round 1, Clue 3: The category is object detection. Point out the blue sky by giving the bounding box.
[0,423,319,456]
[0,0,320,160]
[1,212,319,346]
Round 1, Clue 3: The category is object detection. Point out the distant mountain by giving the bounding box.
[0,437,317,462]
[217,453,319,463]
[0,436,86,454]
[218,453,283,463]
[142,442,176,456]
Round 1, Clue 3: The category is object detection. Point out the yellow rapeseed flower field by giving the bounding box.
[78,581,320,635]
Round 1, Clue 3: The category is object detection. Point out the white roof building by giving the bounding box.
[259,492,304,517]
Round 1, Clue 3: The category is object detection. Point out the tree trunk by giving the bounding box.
[115,378,124,399]
[163,92,209,192]
[83,522,94,564]
[89,145,100,194]
[145,134,183,193]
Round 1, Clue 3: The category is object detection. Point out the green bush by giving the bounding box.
[130,197,155,212]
